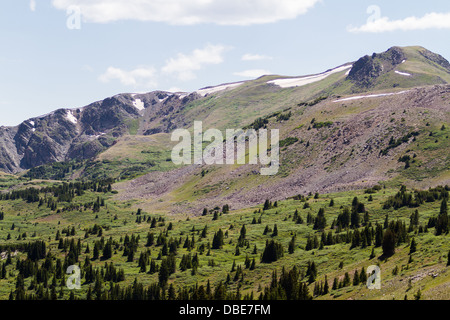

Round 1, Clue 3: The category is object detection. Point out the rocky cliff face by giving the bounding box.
[347,47,407,88]
[419,49,450,70]
[0,92,187,173]
[347,46,450,90]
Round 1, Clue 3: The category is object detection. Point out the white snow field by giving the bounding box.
[132,99,145,111]
[395,70,412,77]
[333,90,410,103]
[66,110,78,124]
[196,82,245,97]
[267,65,353,88]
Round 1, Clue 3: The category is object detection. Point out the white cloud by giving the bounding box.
[166,87,185,93]
[162,44,227,81]
[30,0,36,11]
[99,66,157,87]
[99,44,227,88]
[348,12,450,33]
[233,69,271,78]
[51,0,319,25]
[82,65,94,72]
[241,54,272,61]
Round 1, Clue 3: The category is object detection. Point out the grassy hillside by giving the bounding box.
[0,180,448,300]
[0,46,449,301]
[110,84,449,217]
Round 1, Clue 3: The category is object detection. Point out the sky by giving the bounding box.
[1,0,450,126]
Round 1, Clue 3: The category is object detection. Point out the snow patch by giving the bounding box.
[268,65,352,89]
[29,121,35,127]
[130,93,147,98]
[196,82,244,97]
[88,132,105,139]
[395,70,412,77]
[333,90,410,103]
[66,110,77,124]
[158,96,171,103]
[32,128,36,132]
[132,99,145,111]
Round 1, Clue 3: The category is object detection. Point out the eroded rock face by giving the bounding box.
[0,90,197,173]
[419,49,450,71]
[347,47,406,88]
[0,95,142,173]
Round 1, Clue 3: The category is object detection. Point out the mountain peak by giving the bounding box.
[345,46,450,92]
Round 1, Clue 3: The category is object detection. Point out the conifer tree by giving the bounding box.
[370,247,376,259]
[353,270,360,286]
[271,224,278,237]
[436,199,449,235]
[313,208,327,230]
[359,267,367,283]
[288,235,296,254]
[306,261,317,284]
[212,229,224,249]
[332,277,338,290]
[409,238,417,254]
[261,240,284,263]
[323,276,329,295]
[382,229,396,257]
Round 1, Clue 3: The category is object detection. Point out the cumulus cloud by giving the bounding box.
[233,69,271,78]
[162,44,227,81]
[99,44,227,88]
[51,0,319,25]
[348,12,450,33]
[99,66,158,87]
[30,0,36,11]
[166,87,185,93]
[241,54,272,61]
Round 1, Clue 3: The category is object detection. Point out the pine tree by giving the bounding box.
[250,258,256,270]
[102,241,112,260]
[261,240,284,263]
[271,224,278,237]
[375,224,384,247]
[350,210,361,229]
[323,276,329,294]
[410,210,420,227]
[263,199,272,211]
[343,272,351,287]
[436,199,449,235]
[238,225,246,243]
[409,238,417,254]
[288,235,296,254]
[332,277,338,290]
[370,247,376,259]
[382,229,396,257]
[353,270,360,286]
[313,208,327,230]
[201,226,208,238]
[306,261,317,284]
[212,229,224,249]
[359,267,367,283]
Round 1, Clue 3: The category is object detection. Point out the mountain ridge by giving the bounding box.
[0,45,449,175]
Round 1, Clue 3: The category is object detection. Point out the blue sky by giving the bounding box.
[1,0,450,126]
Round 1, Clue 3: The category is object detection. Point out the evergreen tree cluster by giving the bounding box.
[383,185,448,210]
